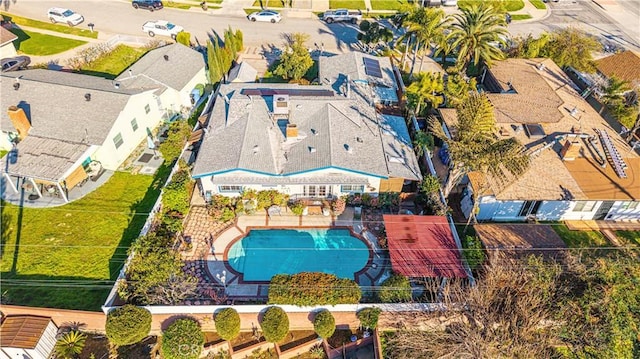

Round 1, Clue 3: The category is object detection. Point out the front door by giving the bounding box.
[594,201,615,220]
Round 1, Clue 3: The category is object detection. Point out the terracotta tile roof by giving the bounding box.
[0,27,17,46]
[384,215,467,278]
[595,51,640,87]
[475,224,567,261]
[0,315,52,349]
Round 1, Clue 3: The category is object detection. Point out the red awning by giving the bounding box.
[383,215,467,278]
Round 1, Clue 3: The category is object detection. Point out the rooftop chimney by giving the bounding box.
[560,139,582,161]
[7,106,31,140]
[286,123,298,139]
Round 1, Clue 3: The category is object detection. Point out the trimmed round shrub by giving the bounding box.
[378,274,412,303]
[105,305,152,346]
[313,310,336,339]
[260,306,289,343]
[357,307,381,330]
[161,318,205,359]
[214,308,241,341]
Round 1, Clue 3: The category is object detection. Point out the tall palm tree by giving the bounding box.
[433,32,455,68]
[54,330,87,359]
[406,72,445,116]
[428,92,529,197]
[450,3,508,73]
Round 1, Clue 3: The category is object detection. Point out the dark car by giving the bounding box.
[1,56,31,72]
[132,0,163,11]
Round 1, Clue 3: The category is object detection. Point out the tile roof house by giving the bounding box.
[0,27,18,58]
[0,315,58,359]
[1,43,206,203]
[441,58,640,221]
[192,54,420,200]
[595,51,640,89]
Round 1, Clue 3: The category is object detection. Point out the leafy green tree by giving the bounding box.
[419,175,441,195]
[268,272,361,305]
[601,75,631,109]
[215,308,241,341]
[450,3,508,72]
[461,235,485,268]
[428,92,529,197]
[158,120,191,162]
[54,330,86,359]
[261,306,290,343]
[357,307,381,330]
[105,305,152,346]
[407,72,444,116]
[357,20,393,52]
[413,130,435,159]
[161,318,205,359]
[274,33,313,81]
[507,33,550,58]
[313,310,336,339]
[378,274,412,303]
[207,37,234,84]
[544,27,600,72]
[176,31,191,47]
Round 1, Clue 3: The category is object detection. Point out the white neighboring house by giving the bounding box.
[192,55,420,200]
[443,58,640,221]
[0,315,58,359]
[0,43,206,203]
[0,27,18,59]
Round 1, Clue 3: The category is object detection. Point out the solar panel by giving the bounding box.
[363,57,382,78]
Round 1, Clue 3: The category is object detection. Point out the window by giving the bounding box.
[144,104,151,114]
[219,185,243,192]
[622,201,639,210]
[319,186,327,197]
[341,185,365,193]
[308,186,317,197]
[573,201,596,212]
[131,118,138,131]
[113,133,124,149]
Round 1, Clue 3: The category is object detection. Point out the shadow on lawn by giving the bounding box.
[6,26,31,52]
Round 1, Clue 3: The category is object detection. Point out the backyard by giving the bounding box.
[0,171,163,310]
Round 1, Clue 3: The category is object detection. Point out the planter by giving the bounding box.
[302,206,308,216]
[322,207,330,216]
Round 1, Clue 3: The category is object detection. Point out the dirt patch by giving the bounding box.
[278,330,318,352]
[230,331,266,352]
[79,334,157,359]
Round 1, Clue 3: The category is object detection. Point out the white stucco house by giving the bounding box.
[443,58,639,221]
[192,54,420,200]
[0,315,58,359]
[0,43,206,203]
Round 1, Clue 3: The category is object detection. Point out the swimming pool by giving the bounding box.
[227,228,370,281]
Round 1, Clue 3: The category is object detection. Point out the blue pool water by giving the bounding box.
[227,229,370,281]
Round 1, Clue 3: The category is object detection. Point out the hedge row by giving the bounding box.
[268,272,361,306]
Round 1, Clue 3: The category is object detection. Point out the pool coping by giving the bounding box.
[222,225,375,286]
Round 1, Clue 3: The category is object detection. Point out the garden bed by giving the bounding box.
[230,331,266,352]
[278,330,318,352]
[327,328,366,348]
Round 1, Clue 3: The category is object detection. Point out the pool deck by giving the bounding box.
[197,207,389,300]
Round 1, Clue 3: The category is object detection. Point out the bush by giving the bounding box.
[260,307,289,343]
[462,235,486,268]
[208,195,236,222]
[161,318,205,359]
[256,190,289,210]
[331,198,346,215]
[357,307,381,330]
[268,272,361,306]
[158,121,191,163]
[313,310,336,339]
[105,305,152,346]
[289,200,305,216]
[215,308,241,341]
[378,274,412,303]
[420,175,441,195]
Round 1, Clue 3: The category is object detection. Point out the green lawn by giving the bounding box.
[163,1,193,9]
[11,28,87,55]
[510,14,532,20]
[615,231,640,246]
[551,224,609,247]
[458,0,525,11]
[79,44,148,79]
[252,0,286,8]
[330,0,367,9]
[0,171,163,310]
[370,0,408,10]
[1,12,98,39]
[529,0,546,9]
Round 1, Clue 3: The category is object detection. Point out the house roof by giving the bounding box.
[115,43,205,91]
[0,27,17,47]
[0,315,53,349]
[474,224,567,261]
[457,58,639,201]
[192,82,420,181]
[4,135,91,181]
[227,62,258,83]
[1,70,143,145]
[383,215,467,278]
[595,51,640,87]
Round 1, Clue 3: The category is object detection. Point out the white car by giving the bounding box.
[142,20,184,39]
[47,8,84,26]
[247,10,282,23]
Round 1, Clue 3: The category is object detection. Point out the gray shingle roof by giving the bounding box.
[227,62,258,83]
[1,70,141,144]
[115,43,205,91]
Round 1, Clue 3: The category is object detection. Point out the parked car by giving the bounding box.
[132,0,163,11]
[1,56,31,72]
[247,10,282,23]
[321,9,362,24]
[142,20,183,39]
[47,7,84,26]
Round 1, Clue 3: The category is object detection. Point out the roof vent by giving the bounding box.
[344,144,353,154]
[536,62,546,71]
[311,128,318,135]
[309,146,316,153]
[356,137,363,143]
[13,82,19,91]
[164,54,169,61]
[253,145,260,154]
[570,107,579,118]
[114,82,120,89]
[85,93,91,101]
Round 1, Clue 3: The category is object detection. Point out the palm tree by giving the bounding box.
[396,6,449,77]
[413,130,435,159]
[450,3,508,73]
[406,72,445,116]
[428,92,529,197]
[54,330,87,359]
[433,32,455,68]
[443,73,477,108]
